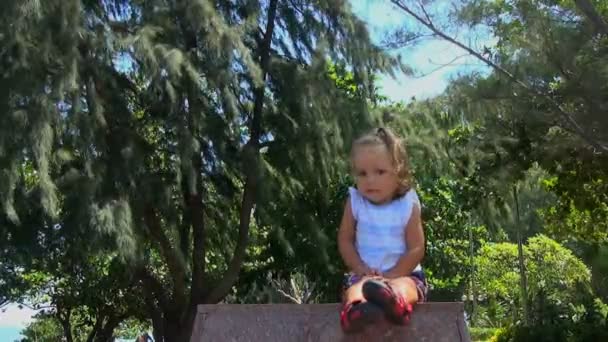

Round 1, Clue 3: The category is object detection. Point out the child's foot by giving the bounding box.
[339,301,384,333]
[362,279,413,325]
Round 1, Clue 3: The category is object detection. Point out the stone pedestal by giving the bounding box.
[190,302,470,341]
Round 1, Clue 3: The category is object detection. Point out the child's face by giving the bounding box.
[352,144,399,204]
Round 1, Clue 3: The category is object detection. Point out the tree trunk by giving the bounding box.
[591,245,608,302]
[140,275,167,342]
[86,312,103,342]
[57,306,74,342]
[204,0,279,305]
[468,221,477,325]
[147,312,197,342]
[513,186,530,325]
[61,320,74,342]
[171,1,209,337]
[188,145,206,306]
[574,0,608,35]
[161,317,184,342]
[144,206,188,309]
[150,311,164,342]
[92,314,125,342]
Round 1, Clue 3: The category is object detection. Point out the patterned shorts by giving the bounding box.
[342,270,428,303]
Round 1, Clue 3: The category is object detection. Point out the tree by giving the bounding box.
[387,0,608,153]
[0,1,399,340]
[383,0,608,305]
[2,208,145,342]
[473,235,593,325]
[19,313,67,342]
[231,62,399,303]
[369,97,495,301]
[19,312,150,342]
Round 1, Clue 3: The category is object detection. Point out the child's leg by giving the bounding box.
[342,275,368,304]
[386,276,420,305]
[362,275,421,325]
[340,275,384,333]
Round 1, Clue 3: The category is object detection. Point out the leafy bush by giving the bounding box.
[470,327,499,341]
[472,235,591,325]
[490,291,608,342]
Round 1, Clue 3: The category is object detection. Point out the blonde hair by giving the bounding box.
[351,127,413,196]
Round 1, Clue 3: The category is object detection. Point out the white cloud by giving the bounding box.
[351,0,404,32]
[379,37,494,102]
[351,0,495,103]
[0,304,40,328]
[378,71,447,102]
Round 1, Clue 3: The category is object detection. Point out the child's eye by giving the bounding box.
[357,171,367,177]
[376,169,386,175]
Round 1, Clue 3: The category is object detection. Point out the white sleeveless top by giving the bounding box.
[349,186,422,273]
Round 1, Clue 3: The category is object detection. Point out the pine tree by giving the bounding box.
[1,1,400,340]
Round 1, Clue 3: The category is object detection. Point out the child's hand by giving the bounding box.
[354,265,382,277]
[370,268,382,277]
[353,264,372,276]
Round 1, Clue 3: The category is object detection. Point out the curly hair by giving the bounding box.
[350,127,413,195]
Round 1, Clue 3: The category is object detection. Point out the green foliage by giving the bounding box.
[540,167,608,255]
[490,293,608,342]
[474,297,511,329]
[226,271,318,304]
[369,99,481,299]
[1,0,399,340]
[2,1,608,340]
[591,245,608,299]
[473,235,591,326]
[19,311,150,342]
[383,0,608,323]
[453,0,608,150]
[114,318,153,341]
[238,174,351,303]
[470,326,499,342]
[19,313,66,342]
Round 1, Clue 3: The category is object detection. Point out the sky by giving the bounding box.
[0,2,493,341]
[350,0,492,102]
[0,304,40,341]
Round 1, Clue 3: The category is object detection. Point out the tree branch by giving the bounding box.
[86,311,103,342]
[10,302,53,311]
[204,0,279,304]
[276,289,302,304]
[390,0,608,153]
[56,303,74,342]
[381,32,430,49]
[574,0,608,35]
[143,208,188,308]
[416,53,472,77]
[141,281,165,342]
[173,0,208,312]
[137,268,172,313]
[94,313,127,342]
[189,153,206,305]
[417,0,433,25]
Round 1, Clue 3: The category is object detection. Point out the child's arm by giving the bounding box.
[338,197,373,275]
[383,204,425,279]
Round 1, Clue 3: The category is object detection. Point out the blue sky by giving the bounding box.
[0,2,493,340]
[0,304,39,341]
[350,0,492,102]
[0,327,21,342]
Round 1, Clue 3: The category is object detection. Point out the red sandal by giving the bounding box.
[339,300,384,333]
[362,279,413,325]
